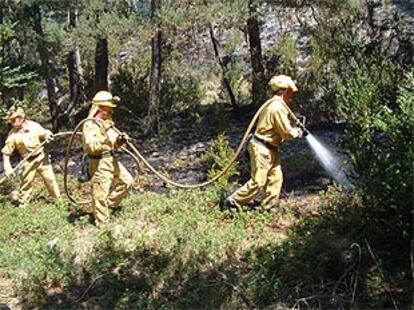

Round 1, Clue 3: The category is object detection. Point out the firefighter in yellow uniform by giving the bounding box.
[1,107,60,206]
[225,75,303,211]
[82,91,134,225]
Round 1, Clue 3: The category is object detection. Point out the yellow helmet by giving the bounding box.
[5,106,25,122]
[268,75,298,92]
[92,90,120,108]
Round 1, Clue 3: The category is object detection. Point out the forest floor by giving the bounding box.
[1,108,358,309]
[56,107,345,200]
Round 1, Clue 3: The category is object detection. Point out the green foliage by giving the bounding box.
[1,184,409,308]
[295,1,410,122]
[111,67,150,130]
[336,71,413,299]
[162,58,205,115]
[0,201,75,302]
[265,33,299,78]
[337,70,413,210]
[206,134,239,191]
[0,22,37,113]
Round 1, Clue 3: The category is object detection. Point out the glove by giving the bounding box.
[115,133,130,148]
[45,134,55,143]
[295,127,303,139]
[5,168,15,178]
[120,132,130,141]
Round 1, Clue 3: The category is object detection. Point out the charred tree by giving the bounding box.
[203,0,238,111]
[94,37,108,92]
[32,5,61,130]
[247,0,265,106]
[66,7,85,120]
[208,24,238,111]
[0,1,4,102]
[145,0,162,135]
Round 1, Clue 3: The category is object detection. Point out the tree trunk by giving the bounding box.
[32,5,60,131]
[94,38,108,92]
[247,0,265,106]
[145,0,162,135]
[207,23,238,111]
[0,1,4,101]
[412,205,414,306]
[66,8,84,119]
[203,0,237,110]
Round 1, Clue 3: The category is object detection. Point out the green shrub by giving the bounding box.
[206,134,239,191]
[111,67,150,130]
[337,70,413,211]
[336,70,413,297]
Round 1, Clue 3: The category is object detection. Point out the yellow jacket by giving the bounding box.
[82,119,119,156]
[254,95,301,147]
[1,120,52,157]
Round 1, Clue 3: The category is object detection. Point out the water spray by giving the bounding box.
[279,100,351,188]
[305,134,352,189]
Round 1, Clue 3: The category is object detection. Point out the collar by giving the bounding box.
[16,120,30,133]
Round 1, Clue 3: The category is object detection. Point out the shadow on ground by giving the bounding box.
[16,193,410,309]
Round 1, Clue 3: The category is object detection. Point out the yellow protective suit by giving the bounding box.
[1,120,60,206]
[229,95,301,210]
[82,118,134,224]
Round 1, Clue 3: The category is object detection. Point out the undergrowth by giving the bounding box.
[0,183,410,308]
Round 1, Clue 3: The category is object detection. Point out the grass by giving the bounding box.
[0,183,410,309]
[0,146,410,308]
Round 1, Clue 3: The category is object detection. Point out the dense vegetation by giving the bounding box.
[0,0,412,308]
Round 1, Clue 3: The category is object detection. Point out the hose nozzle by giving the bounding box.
[296,116,310,137]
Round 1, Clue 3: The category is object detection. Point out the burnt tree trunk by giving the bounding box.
[94,38,108,92]
[66,8,85,119]
[145,0,162,135]
[0,1,4,102]
[207,23,238,111]
[247,0,265,106]
[203,0,238,111]
[32,5,61,131]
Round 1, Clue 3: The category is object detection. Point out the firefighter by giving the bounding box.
[224,75,303,212]
[82,90,134,225]
[1,106,60,206]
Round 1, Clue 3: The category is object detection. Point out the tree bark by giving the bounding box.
[412,203,414,307]
[247,0,265,106]
[145,0,162,135]
[207,23,238,111]
[66,8,84,119]
[32,5,60,131]
[94,37,109,92]
[0,1,4,101]
[202,0,238,110]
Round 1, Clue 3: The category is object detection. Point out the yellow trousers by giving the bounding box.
[230,140,283,210]
[20,152,60,205]
[88,155,134,224]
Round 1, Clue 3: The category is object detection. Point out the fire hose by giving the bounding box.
[63,97,309,205]
[63,137,141,205]
[278,99,309,136]
[0,132,78,185]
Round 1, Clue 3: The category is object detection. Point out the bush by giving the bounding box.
[205,134,239,191]
[336,70,413,296]
[337,70,413,211]
[111,67,150,131]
